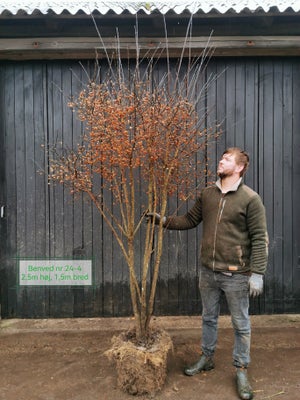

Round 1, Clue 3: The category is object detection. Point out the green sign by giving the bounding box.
[19,259,92,286]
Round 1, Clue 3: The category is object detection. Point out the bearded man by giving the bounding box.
[147,147,269,400]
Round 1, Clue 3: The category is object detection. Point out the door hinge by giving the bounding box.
[1,205,5,218]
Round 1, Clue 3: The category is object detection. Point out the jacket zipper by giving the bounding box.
[212,194,226,271]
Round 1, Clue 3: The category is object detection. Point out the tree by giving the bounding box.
[48,27,221,340]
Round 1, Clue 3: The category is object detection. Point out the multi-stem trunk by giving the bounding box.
[127,238,143,338]
[145,190,168,332]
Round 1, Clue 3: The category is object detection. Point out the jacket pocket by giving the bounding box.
[235,245,251,268]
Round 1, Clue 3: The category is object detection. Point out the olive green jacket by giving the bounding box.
[165,181,269,275]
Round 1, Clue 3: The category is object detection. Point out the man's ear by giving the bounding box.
[236,164,244,174]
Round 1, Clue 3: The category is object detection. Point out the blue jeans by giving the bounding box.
[199,266,251,368]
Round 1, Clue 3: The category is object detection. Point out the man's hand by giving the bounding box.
[249,273,264,297]
[145,212,166,225]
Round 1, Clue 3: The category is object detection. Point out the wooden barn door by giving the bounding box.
[0,58,299,318]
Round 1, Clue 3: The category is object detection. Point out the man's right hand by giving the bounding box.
[145,212,165,225]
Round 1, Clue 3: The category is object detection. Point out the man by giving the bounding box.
[147,147,268,400]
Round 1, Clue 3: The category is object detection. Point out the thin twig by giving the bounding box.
[260,390,285,399]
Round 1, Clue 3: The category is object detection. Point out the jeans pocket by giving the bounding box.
[231,273,250,292]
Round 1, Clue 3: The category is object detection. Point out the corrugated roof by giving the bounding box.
[1,1,300,16]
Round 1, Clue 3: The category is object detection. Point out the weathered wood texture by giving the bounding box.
[1,36,300,59]
[0,57,299,318]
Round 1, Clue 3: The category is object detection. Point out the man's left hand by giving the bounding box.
[249,273,264,297]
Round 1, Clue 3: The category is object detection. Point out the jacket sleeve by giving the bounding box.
[164,196,203,230]
[247,195,269,274]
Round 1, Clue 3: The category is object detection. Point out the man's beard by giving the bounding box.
[217,170,234,179]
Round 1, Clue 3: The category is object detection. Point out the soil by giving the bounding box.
[0,315,299,400]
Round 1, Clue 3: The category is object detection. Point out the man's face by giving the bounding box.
[217,153,241,178]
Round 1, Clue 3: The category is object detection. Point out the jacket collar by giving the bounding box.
[216,177,242,194]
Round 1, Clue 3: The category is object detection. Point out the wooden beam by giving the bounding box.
[0,36,300,59]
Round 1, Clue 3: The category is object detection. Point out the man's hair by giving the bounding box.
[223,147,250,177]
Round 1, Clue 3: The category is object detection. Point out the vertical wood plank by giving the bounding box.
[0,63,8,317]
[282,60,294,312]
[2,64,17,317]
[235,60,246,148]
[291,59,300,312]
[244,59,258,190]
[258,60,274,314]
[273,60,284,312]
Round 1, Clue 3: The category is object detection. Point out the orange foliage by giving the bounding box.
[53,80,211,203]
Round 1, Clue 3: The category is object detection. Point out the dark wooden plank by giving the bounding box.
[14,64,29,316]
[0,63,8,317]
[234,61,246,148]
[272,61,284,313]
[61,63,78,317]
[2,64,18,317]
[225,59,238,149]
[34,63,51,316]
[281,60,295,312]
[244,59,258,190]
[206,60,220,178]
[70,63,86,317]
[258,60,275,314]
[1,14,300,41]
[214,59,227,164]
[290,59,300,312]
[2,36,300,61]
